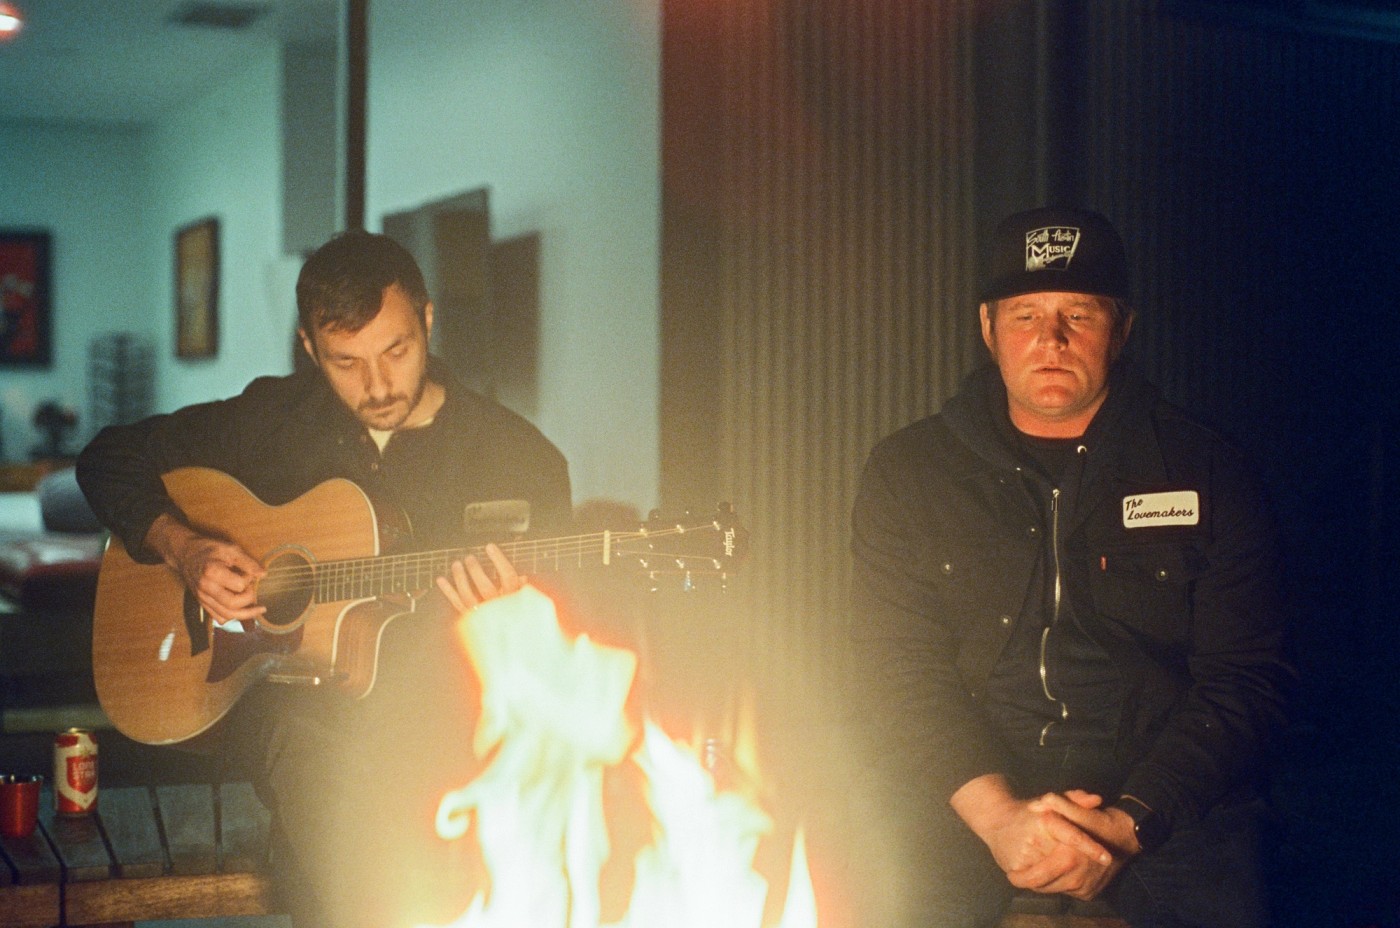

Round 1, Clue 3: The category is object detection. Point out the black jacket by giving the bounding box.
[850,364,1292,836]
[77,358,572,561]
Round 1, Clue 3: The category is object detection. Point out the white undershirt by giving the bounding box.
[368,415,435,452]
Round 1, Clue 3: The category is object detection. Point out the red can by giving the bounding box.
[54,728,98,815]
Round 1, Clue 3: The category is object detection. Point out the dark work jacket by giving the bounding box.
[76,358,572,561]
[850,364,1292,837]
[76,359,574,927]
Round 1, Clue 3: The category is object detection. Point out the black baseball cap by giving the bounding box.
[980,207,1129,304]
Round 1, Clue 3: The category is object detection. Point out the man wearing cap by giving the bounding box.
[849,207,1291,926]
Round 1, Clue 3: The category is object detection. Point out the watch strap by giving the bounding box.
[1112,794,1168,853]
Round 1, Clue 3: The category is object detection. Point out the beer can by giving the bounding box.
[54,728,98,815]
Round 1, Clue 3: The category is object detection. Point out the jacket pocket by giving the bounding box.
[913,537,1027,649]
[1086,542,1206,646]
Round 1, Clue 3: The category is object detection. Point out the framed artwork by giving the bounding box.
[174,217,220,359]
[0,230,53,366]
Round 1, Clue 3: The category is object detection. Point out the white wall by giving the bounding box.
[143,44,296,410]
[0,47,292,456]
[0,123,150,458]
[366,0,662,513]
[1,6,663,514]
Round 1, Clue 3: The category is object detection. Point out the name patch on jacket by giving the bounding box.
[1122,490,1200,528]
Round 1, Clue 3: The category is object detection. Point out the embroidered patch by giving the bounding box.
[1025,226,1081,271]
[1122,490,1200,528]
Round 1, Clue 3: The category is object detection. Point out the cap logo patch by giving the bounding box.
[1122,490,1200,528]
[1025,225,1081,272]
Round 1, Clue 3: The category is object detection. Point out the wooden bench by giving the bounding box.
[0,782,278,927]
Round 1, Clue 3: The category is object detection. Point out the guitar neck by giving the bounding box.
[272,530,625,604]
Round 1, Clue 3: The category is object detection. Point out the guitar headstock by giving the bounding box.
[611,503,749,588]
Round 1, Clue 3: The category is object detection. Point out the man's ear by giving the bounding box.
[979,302,996,356]
[423,301,434,340]
[298,328,319,366]
[1111,310,1135,360]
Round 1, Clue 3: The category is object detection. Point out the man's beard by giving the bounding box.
[356,378,426,431]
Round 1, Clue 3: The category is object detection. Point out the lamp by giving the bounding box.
[0,2,22,40]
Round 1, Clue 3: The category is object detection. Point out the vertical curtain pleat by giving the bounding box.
[709,0,979,720]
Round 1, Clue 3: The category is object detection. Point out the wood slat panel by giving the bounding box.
[97,786,165,879]
[45,812,112,882]
[154,784,217,876]
[63,871,275,926]
[217,781,272,874]
[0,883,60,928]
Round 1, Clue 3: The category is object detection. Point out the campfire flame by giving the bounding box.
[421,585,818,928]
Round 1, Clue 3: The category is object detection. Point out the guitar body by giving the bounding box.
[92,468,407,745]
[92,467,747,746]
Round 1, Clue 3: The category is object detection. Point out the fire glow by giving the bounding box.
[420,585,818,928]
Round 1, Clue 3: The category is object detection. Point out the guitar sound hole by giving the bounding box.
[260,549,315,631]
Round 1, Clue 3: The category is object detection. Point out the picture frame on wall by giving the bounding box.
[174,217,219,359]
[0,230,54,367]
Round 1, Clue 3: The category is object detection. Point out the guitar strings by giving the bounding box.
[256,523,724,598]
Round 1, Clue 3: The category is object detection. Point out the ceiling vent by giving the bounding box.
[167,2,270,30]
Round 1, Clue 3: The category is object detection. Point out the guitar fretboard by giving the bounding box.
[255,525,716,603]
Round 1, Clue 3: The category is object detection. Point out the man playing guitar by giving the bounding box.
[77,230,573,928]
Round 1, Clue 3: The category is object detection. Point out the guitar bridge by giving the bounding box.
[265,671,337,686]
[264,657,343,687]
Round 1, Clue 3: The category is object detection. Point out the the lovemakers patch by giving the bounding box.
[1122,490,1200,528]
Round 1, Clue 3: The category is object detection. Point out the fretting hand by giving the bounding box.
[436,543,525,614]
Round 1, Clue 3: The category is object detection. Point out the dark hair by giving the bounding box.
[295,231,430,335]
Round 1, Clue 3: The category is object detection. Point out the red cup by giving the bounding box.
[0,774,43,838]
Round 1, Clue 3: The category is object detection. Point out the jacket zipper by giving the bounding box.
[1039,486,1069,745]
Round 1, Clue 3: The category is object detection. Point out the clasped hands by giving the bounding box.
[952,774,1140,901]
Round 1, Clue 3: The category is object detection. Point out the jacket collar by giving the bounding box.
[943,361,1167,485]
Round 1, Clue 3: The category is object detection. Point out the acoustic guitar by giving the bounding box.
[91,467,746,746]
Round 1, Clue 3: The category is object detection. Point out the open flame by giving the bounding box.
[419,585,819,928]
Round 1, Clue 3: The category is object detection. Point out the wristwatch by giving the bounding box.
[1113,795,1168,854]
